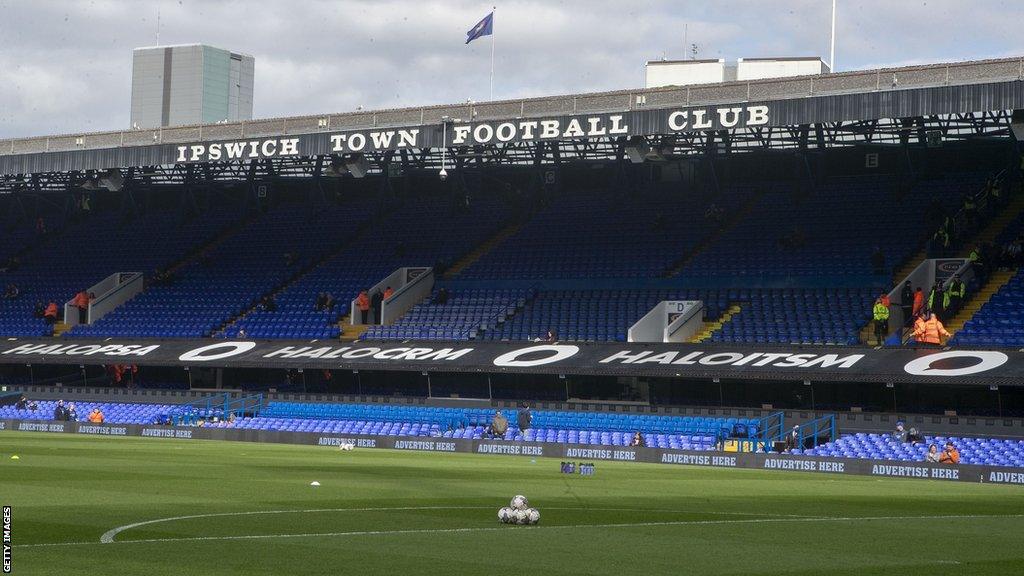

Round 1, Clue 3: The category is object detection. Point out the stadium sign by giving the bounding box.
[170,105,773,161]
[2,339,1024,385]
[4,418,1024,485]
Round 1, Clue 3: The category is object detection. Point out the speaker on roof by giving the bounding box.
[344,154,370,179]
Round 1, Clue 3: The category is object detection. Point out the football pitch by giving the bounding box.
[2,432,1023,575]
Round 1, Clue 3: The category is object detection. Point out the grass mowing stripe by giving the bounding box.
[17,513,1024,549]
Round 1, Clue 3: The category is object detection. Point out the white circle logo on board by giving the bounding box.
[178,341,257,362]
[492,345,580,368]
[903,350,1009,377]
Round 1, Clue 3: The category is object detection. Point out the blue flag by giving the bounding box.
[466,11,493,44]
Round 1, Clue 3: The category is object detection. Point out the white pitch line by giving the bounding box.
[98,506,807,544]
[14,513,1024,549]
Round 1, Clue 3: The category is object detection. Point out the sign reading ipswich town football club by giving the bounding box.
[1,339,1023,385]
[173,105,771,163]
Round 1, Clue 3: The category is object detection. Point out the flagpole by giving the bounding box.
[489,7,495,100]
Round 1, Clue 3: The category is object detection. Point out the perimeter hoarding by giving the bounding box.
[3,418,1022,486]
[1,338,1022,386]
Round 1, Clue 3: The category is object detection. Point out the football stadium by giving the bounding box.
[3,4,1024,575]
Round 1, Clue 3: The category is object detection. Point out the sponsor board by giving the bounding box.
[2,419,1022,485]
[76,425,128,436]
[2,339,1022,384]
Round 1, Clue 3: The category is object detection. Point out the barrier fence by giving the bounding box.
[3,418,1023,486]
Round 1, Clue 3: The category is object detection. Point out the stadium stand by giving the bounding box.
[222,191,514,339]
[949,210,1024,346]
[1,206,238,337]
[363,287,533,341]
[805,432,1024,467]
[5,397,1023,467]
[69,199,376,338]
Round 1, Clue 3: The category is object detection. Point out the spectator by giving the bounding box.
[545,329,557,342]
[315,292,327,311]
[630,431,645,447]
[907,427,924,445]
[356,290,371,324]
[260,295,277,312]
[899,281,913,327]
[53,400,66,421]
[872,296,890,346]
[73,290,90,324]
[4,283,19,300]
[371,289,384,324]
[912,287,925,320]
[784,425,800,452]
[383,286,394,300]
[939,442,960,464]
[913,311,950,347]
[237,328,247,339]
[88,408,104,424]
[487,411,508,439]
[44,301,59,324]
[15,395,27,410]
[66,403,78,421]
[893,421,908,443]
[927,282,945,322]
[926,444,941,463]
[324,292,335,311]
[871,247,886,275]
[947,274,965,316]
[33,301,45,318]
[517,404,532,433]
[433,287,449,305]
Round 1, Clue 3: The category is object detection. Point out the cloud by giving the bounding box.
[0,0,1022,138]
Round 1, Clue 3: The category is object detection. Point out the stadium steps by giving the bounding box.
[664,190,765,277]
[161,211,261,277]
[945,268,1017,336]
[51,322,71,337]
[339,318,369,342]
[444,221,524,278]
[689,303,742,343]
[956,193,1024,257]
[213,208,392,338]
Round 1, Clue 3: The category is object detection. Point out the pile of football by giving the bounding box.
[498,494,540,525]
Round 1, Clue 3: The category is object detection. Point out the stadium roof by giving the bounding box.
[2,56,1023,188]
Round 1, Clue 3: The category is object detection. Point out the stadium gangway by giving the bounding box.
[795,414,837,451]
[166,394,230,426]
[225,394,264,419]
[751,412,786,452]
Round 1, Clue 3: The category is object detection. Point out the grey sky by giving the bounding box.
[0,0,1021,138]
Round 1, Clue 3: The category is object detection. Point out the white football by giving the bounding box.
[510,494,529,510]
[526,508,540,525]
[498,507,512,523]
[514,509,530,525]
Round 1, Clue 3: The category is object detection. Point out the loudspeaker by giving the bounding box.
[344,154,370,179]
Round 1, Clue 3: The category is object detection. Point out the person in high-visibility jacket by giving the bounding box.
[355,290,371,324]
[913,311,951,346]
[927,282,945,322]
[912,287,925,319]
[947,274,965,317]
[872,297,890,346]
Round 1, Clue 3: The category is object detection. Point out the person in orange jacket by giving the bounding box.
[355,290,371,324]
[383,286,394,300]
[912,287,925,320]
[939,441,960,464]
[43,301,59,324]
[88,408,104,424]
[913,311,951,347]
[73,290,90,324]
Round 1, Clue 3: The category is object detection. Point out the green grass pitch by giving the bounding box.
[2,431,1023,575]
